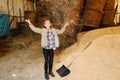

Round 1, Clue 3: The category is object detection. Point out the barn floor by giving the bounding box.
[0,35,64,80]
[0,26,120,80]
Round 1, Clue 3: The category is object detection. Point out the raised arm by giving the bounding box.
[25,19,42,34]
[55,22,69,34]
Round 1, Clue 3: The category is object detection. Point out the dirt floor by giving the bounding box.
[0,35,65,80]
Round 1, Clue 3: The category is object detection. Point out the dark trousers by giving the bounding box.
[43,48,54,73]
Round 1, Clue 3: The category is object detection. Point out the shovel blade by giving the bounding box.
[56,65,70,77]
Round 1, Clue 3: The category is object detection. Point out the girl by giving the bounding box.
[25,18,69,80]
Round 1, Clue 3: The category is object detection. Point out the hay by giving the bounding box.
[24,11,36,24]
[36,0,83,48]
[82,9,103,27]
[33,0,116,48]
[85,0,106,12]
[101,9,115,26]
[104,0,115,9]
[54,26,120,80]
[100,0,115,26]
[0,37,11,53]
[81,0,106,27]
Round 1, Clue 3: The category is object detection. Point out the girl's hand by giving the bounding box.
[64,22,69,27]
[70,20,75,23]
[25,19,31,24]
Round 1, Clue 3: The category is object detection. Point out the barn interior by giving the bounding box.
[0,0,120,80]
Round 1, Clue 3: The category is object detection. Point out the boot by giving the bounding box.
[49,71,55,77]
[45,73,49,80]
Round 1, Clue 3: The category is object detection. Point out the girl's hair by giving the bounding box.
[42,16,52,28]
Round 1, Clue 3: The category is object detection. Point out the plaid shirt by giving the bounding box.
[44,29,56,50]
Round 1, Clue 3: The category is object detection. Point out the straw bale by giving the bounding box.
[85,0,106,12]
[81,0,106,27]
[82,9,103,27]
[100,0,115,26]
[101,9,115,26]
[36,0,83,48]
[104,0,115,9]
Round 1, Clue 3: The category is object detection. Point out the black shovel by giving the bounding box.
[56,42,92,77]
[56,64,70,77]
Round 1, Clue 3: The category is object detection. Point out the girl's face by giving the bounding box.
[44,20,52,29]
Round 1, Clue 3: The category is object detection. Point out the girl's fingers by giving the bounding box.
[25,19,30,24]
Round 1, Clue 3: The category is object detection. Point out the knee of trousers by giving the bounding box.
[45,61,49,64]
[49,60,53,64]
